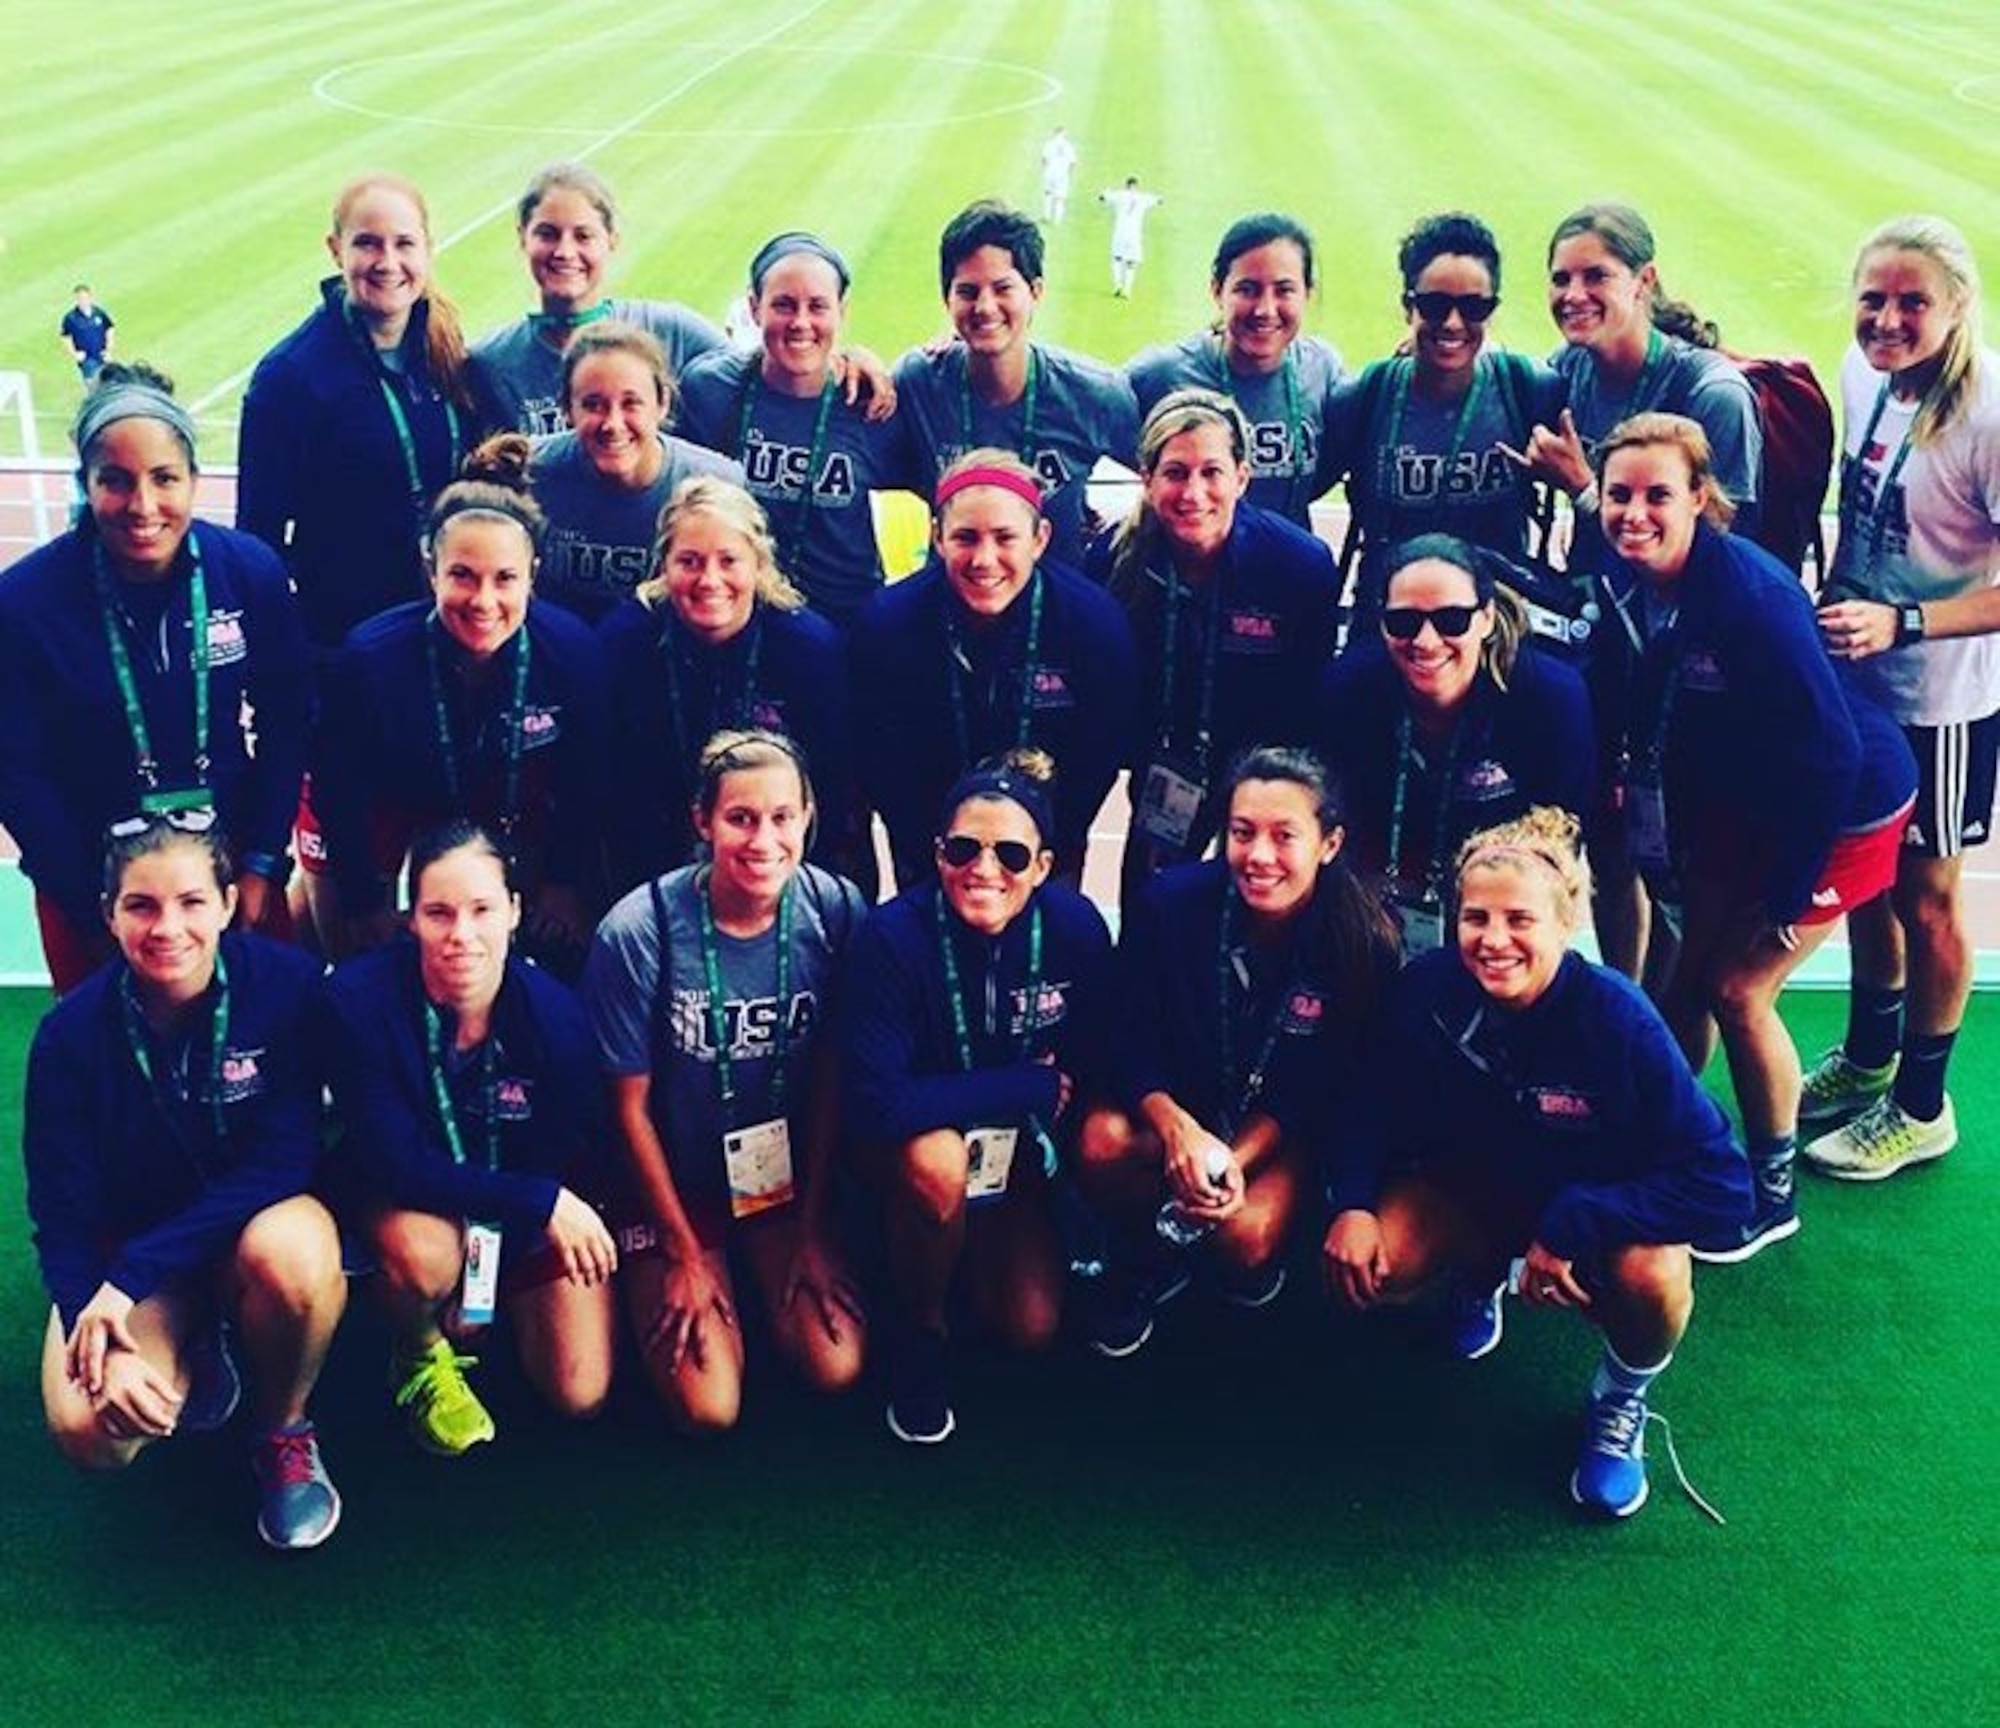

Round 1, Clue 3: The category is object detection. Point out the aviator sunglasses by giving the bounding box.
[1380,604,1480,641]
[1401,290,1500,326]
[938,834,1038,874]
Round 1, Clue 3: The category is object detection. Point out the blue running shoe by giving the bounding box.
[1571,1389,1650,1518]
[253,1422,342,1551]
[1445,1280,1506,1360]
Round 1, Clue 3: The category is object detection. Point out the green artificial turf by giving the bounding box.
[2,987,1995,1726]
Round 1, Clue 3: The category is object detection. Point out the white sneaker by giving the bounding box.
[1803,1095,1956,1182]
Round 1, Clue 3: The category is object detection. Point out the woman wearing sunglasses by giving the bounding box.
[1590,414,1914,1262]
[597,475,853,897]
[1076,746,1398,1356]
[583,730,869,1432]
[843,750,1114,1444]
[305,438,607,970]
[1325,213,1564,618]
[1505,203,1762,982]
[27,816,345,1549]
[850,450,1138,888]
[0,365,309,992]
[1126,213,1348,527]
[1312,533,1594,958]
[324,820,618,1458]
[1324,808,1750,1520]
[1088,389,1341,890]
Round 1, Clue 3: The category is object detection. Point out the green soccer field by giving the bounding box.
[4,7,2000,1724]
[3,0,1997,459]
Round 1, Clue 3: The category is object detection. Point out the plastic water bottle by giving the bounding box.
[1156,1144,1235,1247]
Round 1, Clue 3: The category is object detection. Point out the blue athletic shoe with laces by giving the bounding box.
[1571,1389,1651,1518]
[1444,1280,1506,1360]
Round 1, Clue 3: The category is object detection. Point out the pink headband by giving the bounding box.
[1461,842,1566,880]
[934,465,1044,516]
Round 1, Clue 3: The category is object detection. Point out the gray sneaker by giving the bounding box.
[253,1423,342,1551]
[1798,1047,1897,1127]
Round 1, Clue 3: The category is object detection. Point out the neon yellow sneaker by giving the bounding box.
[392,1338,496,1456]
[1798,1047,1897,1126]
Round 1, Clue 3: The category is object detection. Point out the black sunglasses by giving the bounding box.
[1402,290,1500,326]
[1381,604,1479,641]
[938,834,1037,874]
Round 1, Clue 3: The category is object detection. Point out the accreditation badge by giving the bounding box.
[461,1222,503,1326]
[1135,758,1205,850]
[963,1126,1020,1205]
[723,1118,796,1220]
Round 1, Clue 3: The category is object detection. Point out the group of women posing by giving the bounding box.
[5,172,1994,1549]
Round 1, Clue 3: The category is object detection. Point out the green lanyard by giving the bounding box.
[736,368,839,588]
[1213,336,1309,519]
[1617,327,1669,417]
[1378,354,1491,514]
[947,573,1045,769]
[660,610,765,772]
[97,533,211,813]
[958,345,1042,465]
[530,299,614,335]
[696,869,794,1124]
[1838,381,1918,589]
[424,997,499,1171]
[936,893,1043,1070]
[1385,707,1466,897]
[1156,558,1226,771]
[349,304,462,549]
[1215,891,1294,1138]
[425,614,533,842]
[122,948,230,1145]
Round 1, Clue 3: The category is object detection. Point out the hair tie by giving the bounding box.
[935,465,1044,516]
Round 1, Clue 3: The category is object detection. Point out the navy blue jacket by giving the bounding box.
[322,943,601,1235]
[849,561,1139,879]
[1591,523,1872,923]
[596,597,852,895]
[24,932,326,1330]
[842,880,1113,1150]
[1357,948,1751,1260]
[312,602,608,915]
[1313,639,1596,886]
[238,282,465,652]
[0,523,309,928]
[1085,503,1340,823]
[1113,859,1397,1153]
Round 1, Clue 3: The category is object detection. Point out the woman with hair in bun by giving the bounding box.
[584,730,869,1432]
[1126,213,1347,527]
[0,365,309,991]
[239,174,476,659]
[1805,216,2000,1184]
[1326,211,1565,614]
[1312,532,1593,959]
[850,449,1138,888]
[527,321,744,623]
[1325,808,1749,1520]
[843,749,1113,1444]
[677,232,925,627]
[1078,746,1398,1356]
[468,162,728,439]
[325,821,618,1458]
[305,438,607,967]
[1504,203,1763,981]
[28,815,345,1550]
[597,476,851,896]
[1086,388,1340,889]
